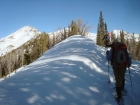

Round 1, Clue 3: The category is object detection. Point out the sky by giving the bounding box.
[0,0,140,39]
[0,35,140,105]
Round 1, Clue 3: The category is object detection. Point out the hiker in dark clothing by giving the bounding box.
[105,38,115,56]
[102,32,111,45]
[106,38,132,102]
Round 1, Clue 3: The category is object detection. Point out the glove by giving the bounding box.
[106,50,109,55]
[127,64,131,68]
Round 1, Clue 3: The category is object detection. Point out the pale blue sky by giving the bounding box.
[0,0,140,38]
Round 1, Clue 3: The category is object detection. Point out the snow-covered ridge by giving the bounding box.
[0,35,139,105]
[0,26,41,56]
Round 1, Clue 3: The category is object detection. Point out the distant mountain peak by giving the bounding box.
[20,26,39,31]
[14,26,40,34]
[0,26,41,56]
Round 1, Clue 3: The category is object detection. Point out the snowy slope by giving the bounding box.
[112,30,139,41]
[0,35,140,105]
[0,26,41,56]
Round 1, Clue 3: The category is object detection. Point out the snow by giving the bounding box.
[0,35,140,105]
[112,30,140,42]
[0,26,41,56]
[86,32,97,43]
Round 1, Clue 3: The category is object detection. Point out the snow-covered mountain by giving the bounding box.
[0,35,139,105]
[0,26,139,57]
[112,30,139,41]
[0,26,41,56]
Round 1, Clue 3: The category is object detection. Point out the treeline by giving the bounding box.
[110,31,140,61]
[124,33,140,61]
[0,19,91,78]
[0,32,50,78]
[50,19,91,47]
[96,11,140,61]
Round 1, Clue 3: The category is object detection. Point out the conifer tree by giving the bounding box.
[68,20,78,36]
[67,19,91,37]
[96,11,105,46]
[120,30,125,43]
[126,37,131,56]
[136,35,140,60]
[0,60,2,77]
[71,20,78,35]
[96,23,102,45]
[104,23,108,34]
[99,11,105,36]
[135,38,140,60]
[131,33,136,59]
[24,49,31,65]
[41,32,48,54]
[68,25,71,37]
[52,33,56,47]
[46,33,50,49]
[63,28,67,40]
[111,32,116,42]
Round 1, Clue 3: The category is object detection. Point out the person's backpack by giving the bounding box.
[112,42,128,67]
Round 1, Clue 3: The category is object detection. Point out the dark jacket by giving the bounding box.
[102,34,110,41]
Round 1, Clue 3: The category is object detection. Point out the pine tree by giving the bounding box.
[111,32,116,42]
[63,28,67,40]
[24,49,31,65]
[135,37,140,60]
[137,34,140,60]
[68,25,71,37]
[131,33,136,59]
[104,23,108,34]
[41,32,48,54]
[46,33,50,49]
[126,37,131,56]
[99,11,105,35]
[96,23,102,45]
[68,20,78,36]
[96,11,105,46]
[71,20,78,35]
[52,33,56,47]
[120,30,125,43]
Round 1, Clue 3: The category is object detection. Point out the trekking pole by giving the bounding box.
[128,67,137,97]
[108,61,111,83]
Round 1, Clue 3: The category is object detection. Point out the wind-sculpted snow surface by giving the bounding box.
[0,35,140,105]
